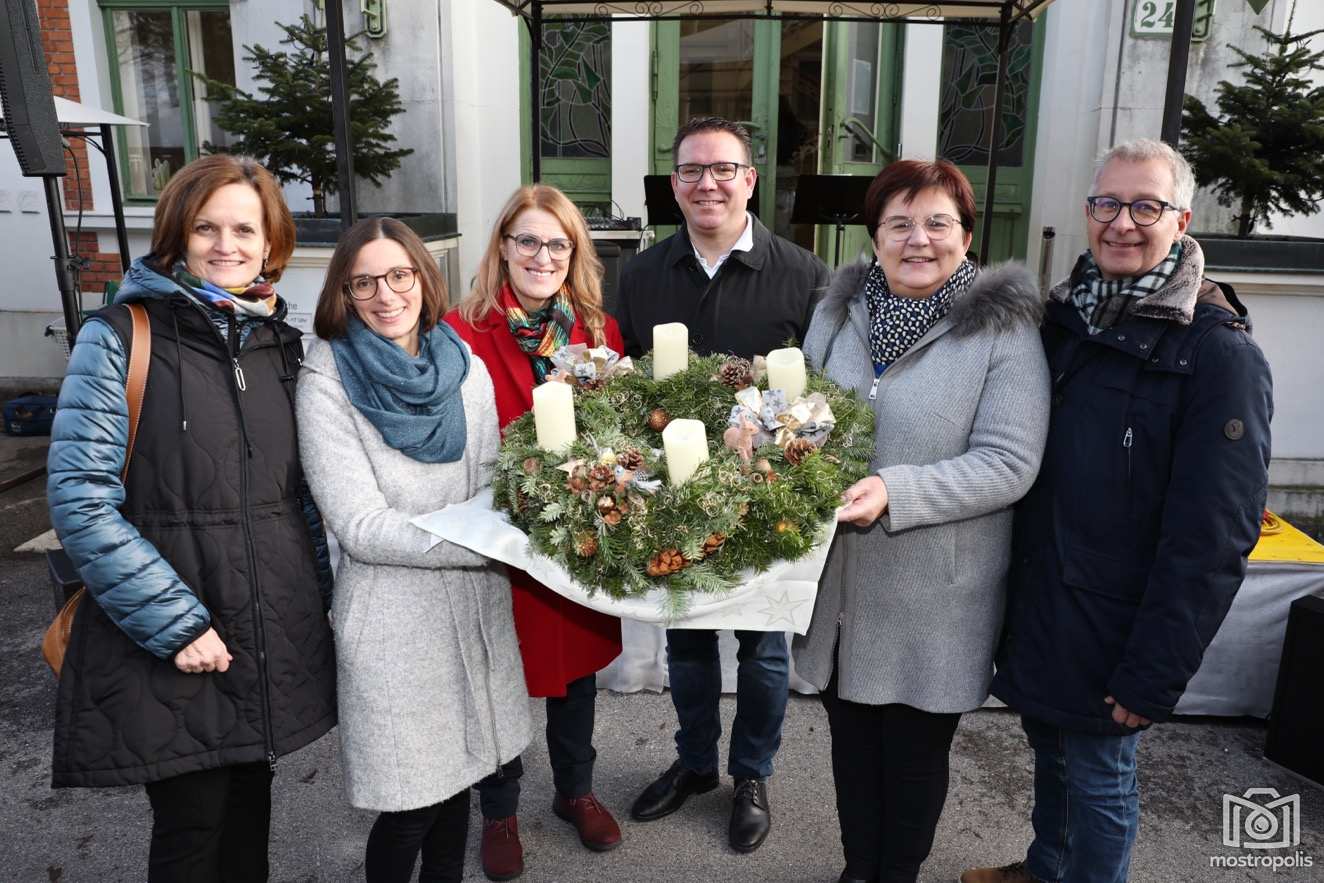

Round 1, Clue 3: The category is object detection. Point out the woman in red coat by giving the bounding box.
[446,184,624,881]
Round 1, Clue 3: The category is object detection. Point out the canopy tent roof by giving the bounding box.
[489,0,1055,23]
[0,95,144,129]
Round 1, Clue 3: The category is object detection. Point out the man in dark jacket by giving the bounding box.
[619,116,828,854]
[963,140,1272,883]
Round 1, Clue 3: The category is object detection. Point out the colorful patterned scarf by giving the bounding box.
[864,258,976,373]
[171,262,280,344]
[501,282,575,384]
[1068,242,1182,334]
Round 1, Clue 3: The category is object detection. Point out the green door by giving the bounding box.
[937,17,1046,263]
[652,19,830,253]
[818,21,903,266]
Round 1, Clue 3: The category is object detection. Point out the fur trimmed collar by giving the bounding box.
[822,258,1044,336]
[1048,234,1205,326]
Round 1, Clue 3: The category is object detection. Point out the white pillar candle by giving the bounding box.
[662,418,709,486]
[765,347,807,401]
[652,322,689,380]
[532,381,577,452]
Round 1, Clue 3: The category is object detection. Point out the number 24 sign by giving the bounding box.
[1132,0,1216,42]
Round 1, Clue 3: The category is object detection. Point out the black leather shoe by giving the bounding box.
[729,777,771,853]
[630,759,720,821]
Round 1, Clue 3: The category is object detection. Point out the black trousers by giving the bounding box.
[819,673,962,883]
[475,672,597,817]
[144,761,275,883]
[364,789,470,883]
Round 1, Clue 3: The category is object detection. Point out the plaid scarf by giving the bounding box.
[1068,243,1182,334]
[864,258,975,373]
[501,282,575,384]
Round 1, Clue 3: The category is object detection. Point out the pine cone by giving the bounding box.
[783,437,817,466]
[588,464,615,492]
[617,448,643,470]
[717,357,754,390]
[646,548,687,577]
[647,408,671,432]
[603,509,623,527]
[702,532,727,557]
[521,456,542,476]
[577,376,606,392]
[596,495,617,514]
[565,465,590,493]
[574,531,599,557]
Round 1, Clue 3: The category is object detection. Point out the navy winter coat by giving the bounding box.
[991,237,1273,736]
[47,259,336,786]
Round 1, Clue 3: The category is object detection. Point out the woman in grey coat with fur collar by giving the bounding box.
[794,161,1049,883]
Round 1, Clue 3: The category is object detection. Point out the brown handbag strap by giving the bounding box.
[122,303,151,483]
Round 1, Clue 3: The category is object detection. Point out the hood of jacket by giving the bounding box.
[821,257,1044,336]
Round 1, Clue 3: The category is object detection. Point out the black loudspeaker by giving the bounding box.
[1265,592,1324,786]
[0,0,66,176]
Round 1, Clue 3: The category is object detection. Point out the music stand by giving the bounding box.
[643,174,761,228]
[789,175,874,266]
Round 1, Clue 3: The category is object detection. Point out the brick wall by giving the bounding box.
[38,1,123,292]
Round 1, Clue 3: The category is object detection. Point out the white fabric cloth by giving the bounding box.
[412,487,833,633]
[693,212,753,278]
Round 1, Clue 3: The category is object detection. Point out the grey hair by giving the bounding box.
[1092,138,1196,210]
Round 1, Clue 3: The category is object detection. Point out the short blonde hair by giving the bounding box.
[457,184,607,344]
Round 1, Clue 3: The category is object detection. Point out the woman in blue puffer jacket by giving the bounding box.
[46,154,336,883]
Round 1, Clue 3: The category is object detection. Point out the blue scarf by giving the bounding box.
[330,317,471,463]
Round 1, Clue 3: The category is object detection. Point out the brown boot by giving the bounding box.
[480,816,523,881]
[960,861,1039,883]
[552,792,623,852]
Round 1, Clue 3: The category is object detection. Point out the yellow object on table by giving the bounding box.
[1250,510,1324,564]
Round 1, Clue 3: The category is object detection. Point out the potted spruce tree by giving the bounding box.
[1180,9,1324,271]
[197,15,453,245]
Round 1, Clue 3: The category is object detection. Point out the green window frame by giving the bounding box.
[100,0,233,202]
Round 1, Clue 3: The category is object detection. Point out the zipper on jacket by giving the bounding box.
[228,316,248,392]
[868,375,881,401]
[1122,427,1133,481]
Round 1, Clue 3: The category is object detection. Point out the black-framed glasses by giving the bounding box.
[1086,196,1182,227]
[879,213,964,242]
[345,266,418,300]
[674,161,750,183]
[504,233,574,260]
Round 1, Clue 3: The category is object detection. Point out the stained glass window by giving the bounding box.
[937,20,1033,168]
[540,21,611,159]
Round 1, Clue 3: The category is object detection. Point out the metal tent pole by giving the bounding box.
[100,123,130,272]
[1160,0,1198,146]
[977,5,1012,266]
[326,0,358,228]
[43,177,81,341]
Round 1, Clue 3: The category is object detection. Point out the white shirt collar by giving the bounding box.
[693,213,754,279]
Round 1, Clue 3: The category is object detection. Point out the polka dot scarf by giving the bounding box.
[864,258,976,373]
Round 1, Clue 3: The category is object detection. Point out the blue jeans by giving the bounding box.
[1022,716,1141,883]
[666,628,789,779]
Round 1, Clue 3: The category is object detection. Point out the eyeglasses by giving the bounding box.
[878,214,964,242]
[674,162,750,183]
[1086,196,1182,227]
[504,233,574,260]
[345,266,418,300]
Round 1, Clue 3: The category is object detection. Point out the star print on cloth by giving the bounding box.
[757,590,811,629]
[863,258,975,371]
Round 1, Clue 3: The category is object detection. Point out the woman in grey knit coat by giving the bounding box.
[794,160,1049,883]
[297,218,531,883]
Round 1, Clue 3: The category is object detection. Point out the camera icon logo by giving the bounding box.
[1223,788,1300,850]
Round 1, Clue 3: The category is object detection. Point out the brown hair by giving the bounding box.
[862,159,977,241]
[312,217,448,341]
[456,184,607,345]
[672,116,753,166]
[149,154,295,282]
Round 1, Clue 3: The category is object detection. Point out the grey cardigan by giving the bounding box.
[297,338,531,812]
[793,260,1051,712]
